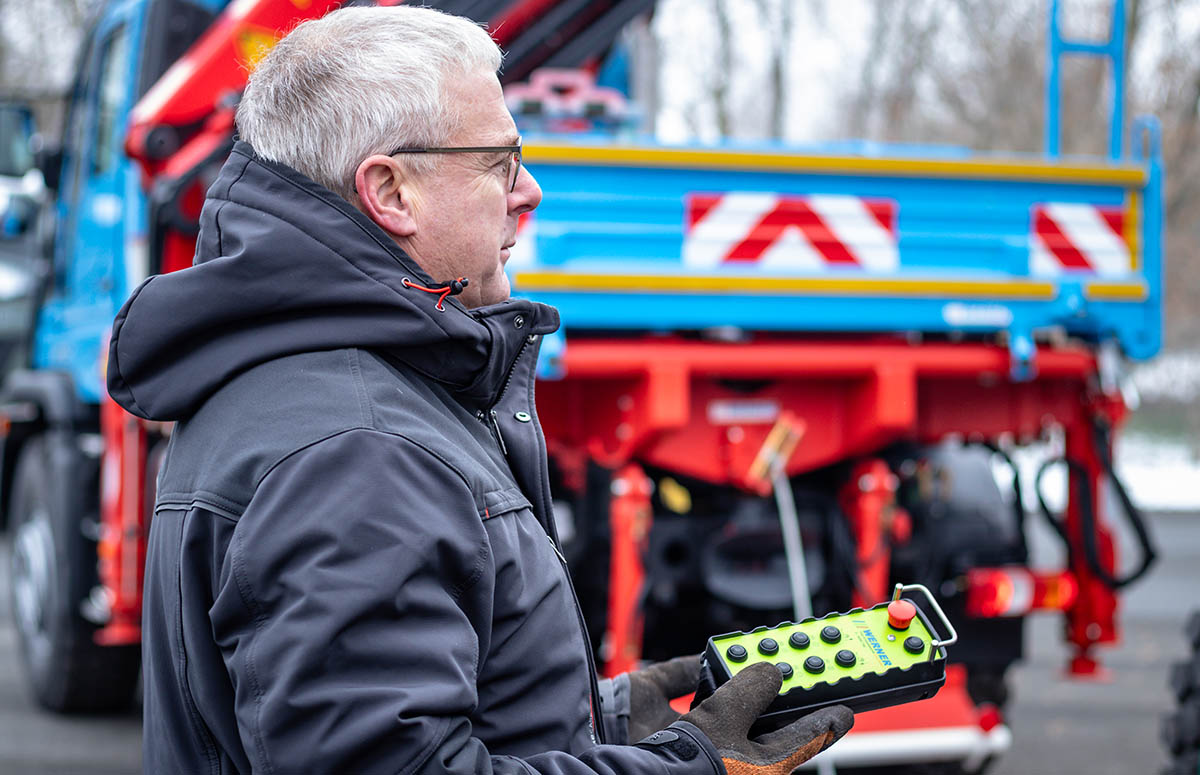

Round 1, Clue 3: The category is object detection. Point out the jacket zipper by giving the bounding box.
[492,337,533,414]
[475,336,533,457]
[485,333,607,744]
[488,410,508,456]
[474,408,509,456]
[547,532,607,745]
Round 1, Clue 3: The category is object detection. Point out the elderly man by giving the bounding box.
[107,6,851,773]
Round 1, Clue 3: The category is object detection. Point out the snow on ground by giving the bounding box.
[1000,351,1200,513]
[1128,350,1200,404]
[1000,432,1200,515]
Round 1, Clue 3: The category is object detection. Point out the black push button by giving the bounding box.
[835,649,856,667]
[904,636,925,654]
[776,662,793,679]
[727,644,748,662]
[820,626,841,644]
[789,632,810,650]
[758,638,779,656]
[804,656,825,674]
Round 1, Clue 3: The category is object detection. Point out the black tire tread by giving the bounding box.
[8,434,139,713]
[1163,610,1200,771]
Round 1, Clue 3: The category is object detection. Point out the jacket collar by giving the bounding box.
[219,144,562,406]
[393,297,559,408]
[107,142,560,421]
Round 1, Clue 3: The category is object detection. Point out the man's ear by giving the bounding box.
[355,155,418,238]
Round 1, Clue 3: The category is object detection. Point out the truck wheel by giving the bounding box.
[966,667,1010,709]
[1163,611,1200,774]
[7,434,139,712]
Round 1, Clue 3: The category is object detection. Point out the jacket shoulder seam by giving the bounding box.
[254,427,479,512]
[155,490,245,521]
[346,349,375,428]
[250,425,369,490]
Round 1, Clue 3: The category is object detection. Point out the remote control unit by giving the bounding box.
[695,583,957,730]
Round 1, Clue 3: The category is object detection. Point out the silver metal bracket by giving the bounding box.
[893,582,958,662]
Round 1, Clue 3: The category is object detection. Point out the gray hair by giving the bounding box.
[235,6,502,201]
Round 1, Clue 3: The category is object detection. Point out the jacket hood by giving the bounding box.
[107,142,558,421]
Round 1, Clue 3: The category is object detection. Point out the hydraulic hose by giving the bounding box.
[1033,417,1157,590]
[982,442,1031,560]
[1089,416,1158,588]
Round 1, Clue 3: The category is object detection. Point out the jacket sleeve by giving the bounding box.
[598,675,633,746]
[210,428,721,775]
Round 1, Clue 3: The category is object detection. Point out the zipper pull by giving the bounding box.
[489,409,508,456]
[547,533,567,564]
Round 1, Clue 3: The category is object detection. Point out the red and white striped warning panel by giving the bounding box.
[683,193,899,271]
[1030,203,1132,277]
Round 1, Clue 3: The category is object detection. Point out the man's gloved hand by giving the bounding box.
[679,662,853,775]
[627,654,702,743]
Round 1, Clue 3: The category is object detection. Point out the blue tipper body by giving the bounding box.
[510,131,1163,382]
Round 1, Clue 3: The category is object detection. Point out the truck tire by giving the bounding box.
[1162,611,1200,774]
[7,434,139,712]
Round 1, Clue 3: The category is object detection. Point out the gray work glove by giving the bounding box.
[680,662,853,775]
[627,654,702,743]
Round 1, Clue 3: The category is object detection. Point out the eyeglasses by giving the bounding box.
[388,138,523,193]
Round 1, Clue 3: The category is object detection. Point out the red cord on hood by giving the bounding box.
[402,277,469,311]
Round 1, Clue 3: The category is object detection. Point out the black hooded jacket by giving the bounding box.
[107,143,721,774]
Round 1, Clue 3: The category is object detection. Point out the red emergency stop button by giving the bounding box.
[887,599,917,630]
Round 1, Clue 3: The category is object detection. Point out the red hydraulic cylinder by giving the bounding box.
[1063,413,1120,677]
[604,463,652,676]
[840,459,901,608]
[95,392,148,646]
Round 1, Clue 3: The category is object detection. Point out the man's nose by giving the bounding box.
[510,165,542,213]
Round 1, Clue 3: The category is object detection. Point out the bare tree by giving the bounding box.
[0,0,98,134]
[830,0,1198,352]
[750,0,794,139]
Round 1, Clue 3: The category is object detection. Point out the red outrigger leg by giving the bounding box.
[604,463,652,677]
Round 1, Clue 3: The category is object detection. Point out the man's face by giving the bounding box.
[394,70,541,308]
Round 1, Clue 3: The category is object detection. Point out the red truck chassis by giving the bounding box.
[98,335,1129,669]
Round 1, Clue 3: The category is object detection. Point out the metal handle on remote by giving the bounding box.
[892,582,958,661]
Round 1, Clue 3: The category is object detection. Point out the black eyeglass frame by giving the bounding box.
[388,138,523,192]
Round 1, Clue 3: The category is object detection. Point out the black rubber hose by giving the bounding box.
[982,442,1030,560]
[1032,421,1157,589]
[1089,417,1158,588]
[1033,455,1074,550]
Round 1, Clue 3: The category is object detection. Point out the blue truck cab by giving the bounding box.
[37,0,223,406]
[0,0,223,711]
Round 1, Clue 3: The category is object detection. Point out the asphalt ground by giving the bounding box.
[0,510,1195,774]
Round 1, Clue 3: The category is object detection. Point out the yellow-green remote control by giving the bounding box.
[695,584,957,729]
